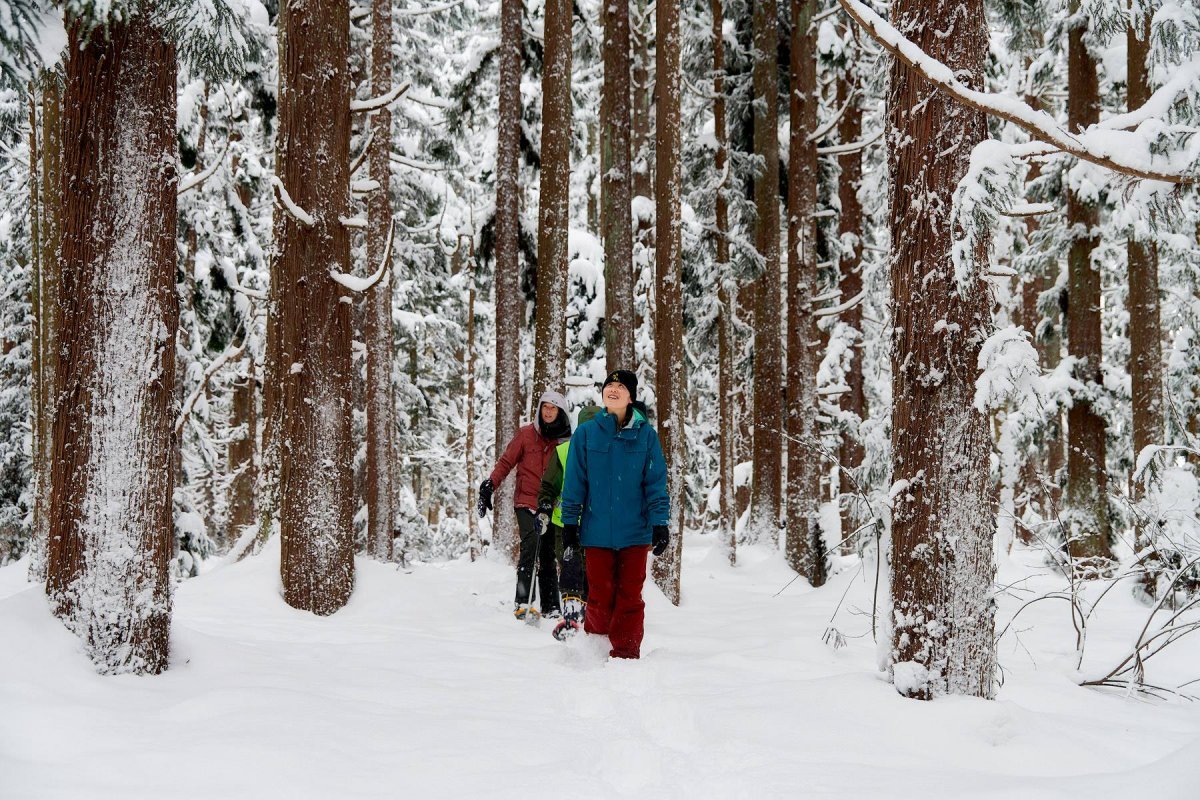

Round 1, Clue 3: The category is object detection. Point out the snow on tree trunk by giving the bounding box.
[274,0,356,614]
[601,0,635,372]
[837,54,868,549]
[494,0,524,564]
[886,0,996,700]
[712,0,737,566]
[651,0,685,605]
[1063,3,1113,572]
[46,15,178,674]
[785,0,825,586]
[747,0,783,546]
[532,0,572,399]
[29,70,61,584]
[1126,14,1162,502]
[365,0,397,562]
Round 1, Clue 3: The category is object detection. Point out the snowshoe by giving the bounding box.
[514,604,541,623]
[552,618,582,641]
[562,596,585,624]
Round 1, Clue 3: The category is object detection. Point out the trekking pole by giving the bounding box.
[524,514,544,623]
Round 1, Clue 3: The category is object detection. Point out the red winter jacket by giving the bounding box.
[490,423,569,511]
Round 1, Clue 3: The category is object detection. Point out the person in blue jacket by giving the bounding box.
[559,370,669,659]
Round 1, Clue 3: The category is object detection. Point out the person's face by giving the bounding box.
[540,403,559,424]
[603,381,630,412]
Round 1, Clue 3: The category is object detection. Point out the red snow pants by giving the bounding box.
[583,545,651,659]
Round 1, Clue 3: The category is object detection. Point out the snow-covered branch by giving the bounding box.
[836,0,1200,184]
[175,342,247,435]
[817,130,883,156]
[350,82,411,113]
[394,0,467,17]
[330,219,394,293]
[177,143,228,195]
[269,176,314,226]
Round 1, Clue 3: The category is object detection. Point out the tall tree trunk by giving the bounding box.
[532,0,572,398]
[494,0,525,563]
[30,70,62,584]
[631,1,653,207]
[275,0,356,614]
[365,0,396,561]
[1064,3,1112,570]
[651,0,685,605]
[837,52,867,549]
[47,15,178,674]
[712,0,737,565]
[1126,13,1161,500]
[785,0,824,585]
[460,237,481,562]
[601,0,635,371]
[887,0,996,699]
[747,0,782,544]
[28,83,43,580]
[227,357,257,537]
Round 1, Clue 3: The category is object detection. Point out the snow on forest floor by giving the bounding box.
[3,535,1200,800]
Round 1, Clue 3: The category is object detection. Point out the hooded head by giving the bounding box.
[534,390,572,439]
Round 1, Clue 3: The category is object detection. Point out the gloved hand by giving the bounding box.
[652,525,669,556]
[538,500,554,516]
[476,478,494,518]
[562,523,580,549]
[535,512,550,538]
[562,546,577,563]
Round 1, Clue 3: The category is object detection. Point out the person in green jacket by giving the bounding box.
[536,405,601,634]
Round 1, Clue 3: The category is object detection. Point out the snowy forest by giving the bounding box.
[2,0,1200,796]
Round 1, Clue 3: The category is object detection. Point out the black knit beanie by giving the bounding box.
[603,369,638,404]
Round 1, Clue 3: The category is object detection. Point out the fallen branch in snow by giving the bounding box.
[178,143,229,195]
[350,82,411,113]
[269,176,314,226]
[175,342,247,435]
[836,0,1199,184]
[330,219,394,293]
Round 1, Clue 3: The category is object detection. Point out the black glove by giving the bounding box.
[562,523,580,549]
[538,500,554,516]
[476,478,494,518]
[652,525,669,556]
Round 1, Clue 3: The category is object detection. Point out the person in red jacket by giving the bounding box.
[478,390,572,618]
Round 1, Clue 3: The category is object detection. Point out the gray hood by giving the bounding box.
[534,390,571,436]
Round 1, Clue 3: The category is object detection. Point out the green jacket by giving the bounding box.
[538,405,602,527]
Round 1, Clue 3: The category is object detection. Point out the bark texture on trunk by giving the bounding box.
[711,0,737,565]
[601,0,635,371]
[785,0,825,585]
[494,0,525,563]
[747,0,782,545]
[651,0,684,605]
[227,358,257,536]
[275,0,356,614]
[365,0,396,562]
[47,16,178,674]
[1064,4,1112,569]
[532,0,572,399]
[1126,14,1161,500]
[30,71,62,584]
[887,0,996,699]
[837,55,868,547]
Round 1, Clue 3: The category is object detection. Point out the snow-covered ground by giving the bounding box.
[2,535,1199,799]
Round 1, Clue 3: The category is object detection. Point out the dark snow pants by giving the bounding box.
[583,545,651,659]
[514,508,560,614]
[554,524,587,600]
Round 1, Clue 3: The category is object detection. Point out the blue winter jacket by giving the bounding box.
[559,405,670,550]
